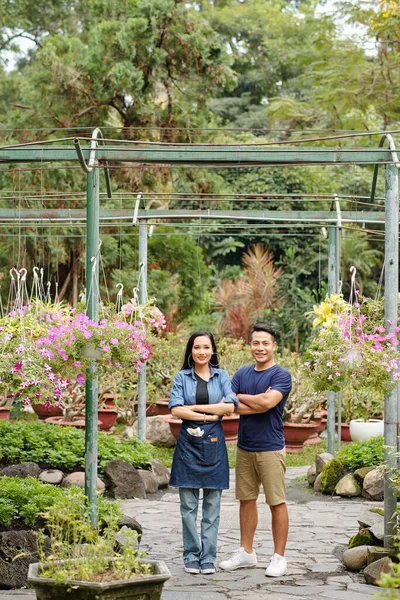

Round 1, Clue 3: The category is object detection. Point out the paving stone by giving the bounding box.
[264,584,341,596]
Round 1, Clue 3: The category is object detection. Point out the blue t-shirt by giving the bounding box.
[231,364,292,452]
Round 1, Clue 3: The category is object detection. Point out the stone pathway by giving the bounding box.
[122,467,381,600]
[0,467,383,599]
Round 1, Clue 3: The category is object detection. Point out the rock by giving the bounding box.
[358,508,384,529]
[363,556,394,586]
[151,459,170,488]
[335,474,361,497]
[115,525,140,551]
[313,473,322,493]
[363,468,384,501]
[320,458,346,494]
[118,516,143,540]
[349,529,376,549]
[367,547,393,565]
[354,466,375,483]
[61,472,105,491]
[137,469,158,494]
[315,452,334,476]
[133,416,176,448]
[342,546,369,571]
[0,462,40,479]
[0,530,50,589]
[370,520,384,542]
[104,460,146,499]
[39,469,64,485]
[307,463,317,486]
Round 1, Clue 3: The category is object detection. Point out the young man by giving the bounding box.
[219,323,292,577]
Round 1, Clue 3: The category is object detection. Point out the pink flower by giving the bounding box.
[110,338,119,345]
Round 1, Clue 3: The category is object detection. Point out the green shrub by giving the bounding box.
[336,436,384,471]
[0,477,122,527]
[0,421,153,473]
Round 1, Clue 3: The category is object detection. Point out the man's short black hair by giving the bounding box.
[249,323,277,342]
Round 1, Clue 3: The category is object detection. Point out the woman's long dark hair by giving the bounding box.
[181,331,220,370]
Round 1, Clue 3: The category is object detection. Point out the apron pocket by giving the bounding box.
[184,433,218,466]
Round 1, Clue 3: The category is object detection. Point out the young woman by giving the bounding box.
[168,331,237,575]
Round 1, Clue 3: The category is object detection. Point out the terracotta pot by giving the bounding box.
[102,394,118,409]
[134,402,158,417]
[338,422,352,442]
[0,407,10,421]
[303,431,322,446]
[155,399,170,416]
[98,408,118,431]
[221,414,240,443]
[32,404,63,419]
[283,421,318,453]
[45,416,101,429]
[163,414,182,439]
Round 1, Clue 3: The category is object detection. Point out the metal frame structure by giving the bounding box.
[0,132,398,546]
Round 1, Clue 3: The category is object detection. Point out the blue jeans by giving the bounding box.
[179,487,222,565]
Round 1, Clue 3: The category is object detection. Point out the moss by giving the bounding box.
[348,529,376,549]
[369,507,384,516]
[354,466,375,483]
[320,458,346,494]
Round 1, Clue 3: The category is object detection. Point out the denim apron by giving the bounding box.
[169,419,229,490]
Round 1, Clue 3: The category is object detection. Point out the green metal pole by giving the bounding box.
[85,166,100,527]
[384,163,399,548]
[326,226,337,455]
[137,220,148,441]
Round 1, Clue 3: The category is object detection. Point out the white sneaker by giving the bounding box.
[219,547,257,571]
[265,553,287,577]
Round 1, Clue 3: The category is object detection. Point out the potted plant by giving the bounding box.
[304,295,398,435]
[28,488,170,600]
[278,351,325,452]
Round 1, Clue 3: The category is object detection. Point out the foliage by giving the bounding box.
[146,332,186,402]
[215,244,282,339]
[37,487,149,583]
[217,337,253,377]
[0,477,122,527]
[0,300,165,414]
[303,295,399,416]
[0,421,154,472]
[336,436,384,471]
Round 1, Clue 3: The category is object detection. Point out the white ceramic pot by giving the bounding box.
[349,418,384,442]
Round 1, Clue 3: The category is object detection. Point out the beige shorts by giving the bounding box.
[235,446,286,506]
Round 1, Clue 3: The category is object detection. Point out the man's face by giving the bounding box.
[250,330,276,367]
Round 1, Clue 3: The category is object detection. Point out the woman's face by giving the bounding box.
[191,335,213,367]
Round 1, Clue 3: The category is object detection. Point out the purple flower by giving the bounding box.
[77,373,85,386]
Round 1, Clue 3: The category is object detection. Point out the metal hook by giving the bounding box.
[32,266,39,279]
[40,268,44,283]
[19,268,27,282]
[91,256,97,273]
[9,268,15,281]
[338,280,343,295]
[349,266,357,284]
[116,283,124,296]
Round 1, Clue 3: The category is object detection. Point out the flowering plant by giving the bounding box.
[0,300,165,416]
[304,295,399,418]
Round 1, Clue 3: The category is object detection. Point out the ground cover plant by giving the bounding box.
[336,436,384,471]
[0,421,154,473]
[0,478,122,527]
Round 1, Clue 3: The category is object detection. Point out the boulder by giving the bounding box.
[342,546,369,571]
[363,556,394,586]
[335,474,361,497]
[133,416,176,448]
[313,473,322,493]
[0,462,40,479]
[354,466,375,483]
[349,529,376,549]
[367,547,393,565]
[137,470,158,494]
[307,463,317,487]
[61,472,105,491]
[118,516,143,540]
[319,458,346,494]
[104,460,146,499]
[358,508,384,529]
[363,468,384,501]
[151,459,170,488]
[39,469,64,485]
[0,530,50,589]
[315,452,334,476]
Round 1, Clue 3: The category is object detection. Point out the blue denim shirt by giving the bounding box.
[168,367,238,409]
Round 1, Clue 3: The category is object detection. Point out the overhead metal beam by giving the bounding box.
[0,209,388,223]
[0,145,393,165]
